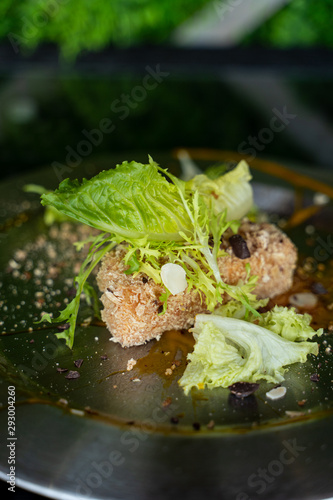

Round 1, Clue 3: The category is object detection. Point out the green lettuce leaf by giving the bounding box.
[41,158,193,242]
[179,314,320,394]
[185,160,253,221]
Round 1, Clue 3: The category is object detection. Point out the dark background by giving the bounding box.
[1,46,333,184]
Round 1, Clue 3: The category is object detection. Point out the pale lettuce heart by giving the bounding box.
[185,160,253,221]
[179,314,320,394]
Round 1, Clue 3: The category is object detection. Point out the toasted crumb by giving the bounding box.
[165,368,173,376]
[58,398,68,406]
[127,358,137,371]
[285,410,305,418]
[162,397,172,408]
[207,420,215,430]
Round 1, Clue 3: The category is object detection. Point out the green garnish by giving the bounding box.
[39,156,257,348]
[179,313,322,394]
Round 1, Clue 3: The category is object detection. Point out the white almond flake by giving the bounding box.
[266,386,287,400]
[285,410,305,418]
[289,292,317,309]
[160,263,187,295]
[70,408,85,417]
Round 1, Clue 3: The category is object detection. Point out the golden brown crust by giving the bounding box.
[96,221,297,347]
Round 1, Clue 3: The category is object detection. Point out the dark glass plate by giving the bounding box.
[0,153,332,500]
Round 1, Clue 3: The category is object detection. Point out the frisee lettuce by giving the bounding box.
[215,300,324,341]
[179,314,321,394]
[258,305,323,341]
[39,156,258,348]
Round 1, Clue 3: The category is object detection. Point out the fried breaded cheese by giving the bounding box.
[96,221,297,347]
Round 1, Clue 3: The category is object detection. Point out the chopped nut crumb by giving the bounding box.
[207,420,215,430]
[127,358,137,371]
[285,410,305,418]
[165,368,173,376]
[162,397,172,408]
[58,398,68,406]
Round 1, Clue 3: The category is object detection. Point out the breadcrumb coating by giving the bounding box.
[96,221,297,347]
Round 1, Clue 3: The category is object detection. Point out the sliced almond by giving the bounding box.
[266,386,287,400]
[289,292,318,309]
[160,263,187,295]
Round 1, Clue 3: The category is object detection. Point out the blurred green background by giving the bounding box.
[2,0,333,58]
